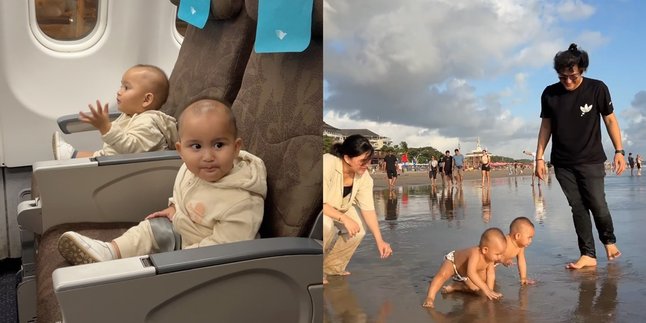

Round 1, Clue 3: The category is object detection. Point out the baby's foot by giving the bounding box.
[339,271,351,276]
[323,276,328,285]
[422,298,435,308]
[605,244,622,260]
[565,255,597,269]
[58,231,116,265]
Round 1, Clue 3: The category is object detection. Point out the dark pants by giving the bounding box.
[554,163,616,258]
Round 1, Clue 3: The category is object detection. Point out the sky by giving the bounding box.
[323,0,646,160]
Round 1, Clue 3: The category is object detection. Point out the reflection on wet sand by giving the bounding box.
[568,265,619,321]
[532,184,547,224]
[324,277,391,323]
[327,175,646,322]
[482,187,491,223]
[424,288,531,323]
[423,185,470,226]
[385,189,398,221]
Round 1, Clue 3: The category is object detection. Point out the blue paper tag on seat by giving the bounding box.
[178,0,211,29]
[255,0,314,53]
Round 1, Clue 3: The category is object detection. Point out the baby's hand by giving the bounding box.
[502,259,515,267]
[520,277,536,285]
[145,205,176,221]
[79,100,111,134]
[484,289,502,301]
[422,298,434,308]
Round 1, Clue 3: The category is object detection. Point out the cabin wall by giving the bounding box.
[0,0,181,167]
[0,0,182,259]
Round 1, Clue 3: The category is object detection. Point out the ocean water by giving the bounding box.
[324,173,646,323]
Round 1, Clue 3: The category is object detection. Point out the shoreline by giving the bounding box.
[371,168,531,189]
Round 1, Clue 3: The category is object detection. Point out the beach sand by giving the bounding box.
[371,168,525,189]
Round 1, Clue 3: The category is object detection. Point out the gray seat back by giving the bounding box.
[233,0,323,238]
[161,0,255,119]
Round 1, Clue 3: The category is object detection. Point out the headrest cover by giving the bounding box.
[171,0,242,19]
[245,0,321,38]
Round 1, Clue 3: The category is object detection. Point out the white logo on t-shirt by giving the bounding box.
[580,103,592,117]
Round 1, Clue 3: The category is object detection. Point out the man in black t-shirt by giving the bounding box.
[383,151,398,189]
[534,43,626,270]
[441,150,454,186]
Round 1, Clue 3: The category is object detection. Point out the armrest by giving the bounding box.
[29,151,182,234]
[53,238,321,291]
[53,256,156,292]
[56,111,120,134]
[52,237,322,323]
[150,237,322,274]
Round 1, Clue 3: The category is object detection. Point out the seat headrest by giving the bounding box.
[170,0,243,20]
[211,0,243,20]
[246,0,321,38]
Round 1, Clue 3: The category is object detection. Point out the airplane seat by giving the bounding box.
[41,1,323,320]
[17,0,259,321]
[160,0,255,119]
[236,0,323,239]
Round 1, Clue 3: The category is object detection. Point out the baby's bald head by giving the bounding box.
[178,99,237,139]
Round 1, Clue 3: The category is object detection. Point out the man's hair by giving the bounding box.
[178,99,237,138]
[510,217,534,234]
[445,150,450,154]
[130,64,170,110]
[479,227,505,248]
[455,149,459,153]
[553,43,589,73]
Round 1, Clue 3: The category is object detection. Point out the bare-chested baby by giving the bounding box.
[499,216,536,285]
[422,227,507,308]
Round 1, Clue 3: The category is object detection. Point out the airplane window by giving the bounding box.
[35,0,99,41]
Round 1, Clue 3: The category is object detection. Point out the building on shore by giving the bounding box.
[323,122,392,150]
[464,137,491,169]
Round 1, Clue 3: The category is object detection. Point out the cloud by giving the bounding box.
[323,0,607,159]
[621,91,646,154]
[555,0,596,21]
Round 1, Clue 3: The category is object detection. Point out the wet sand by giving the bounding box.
[371,168,522,189]
[324,173,646,322]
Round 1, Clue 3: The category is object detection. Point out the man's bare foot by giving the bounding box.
[422,298,434,308]
[566,255,597,269]
[605,244,622,260]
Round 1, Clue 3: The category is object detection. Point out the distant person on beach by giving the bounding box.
[500,217,536,285]
[442,150,454,186]
[384,150,398,189]
[438,156,446,186]
[422,228,506,308]
[628,153,635,176]
[523,150,538,185]
[429,155,439,186]
[534,43,625,270]
[637,154,642,176]
[481,150,491,186]
[323,135,392,284]
[454,148,465,184]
